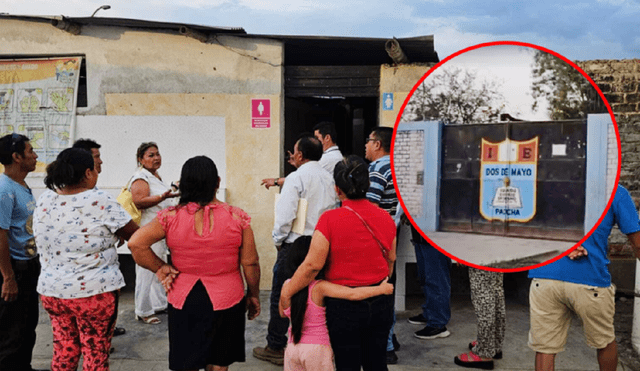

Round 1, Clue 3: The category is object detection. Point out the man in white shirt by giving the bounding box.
[261,122,344,189]
[313,121,343,175]
[254,136,337,365]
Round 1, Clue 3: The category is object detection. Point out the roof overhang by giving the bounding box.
[246,34,439,66]
[0,14,439,65]
[0,14,246,37]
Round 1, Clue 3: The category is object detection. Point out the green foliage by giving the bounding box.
[402,67,504,125]
[531,51,605,120]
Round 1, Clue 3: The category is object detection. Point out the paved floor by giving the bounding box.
[424,231,575,269]
[31,289,625,371]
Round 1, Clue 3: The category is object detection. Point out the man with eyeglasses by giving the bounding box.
[261,121,343,189]
[254,135,338,366]
[364,126,402,364]
[0,133,46,371]
[365,127,398,216]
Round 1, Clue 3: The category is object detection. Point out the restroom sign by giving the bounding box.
[480,137,538,222]
[251,99,271,128]
[382,93,394,111]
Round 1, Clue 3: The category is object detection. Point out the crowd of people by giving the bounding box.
[0,119,639,371]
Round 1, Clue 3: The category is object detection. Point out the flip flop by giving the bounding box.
[454,351,494,370]
[468,340,502,359]
[136,315,161,325]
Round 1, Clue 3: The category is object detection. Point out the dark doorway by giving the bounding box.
[283,96,378,176]
[283,63,381,176]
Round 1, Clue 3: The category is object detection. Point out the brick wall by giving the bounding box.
[577,59,640,255]
[393,129,425,217]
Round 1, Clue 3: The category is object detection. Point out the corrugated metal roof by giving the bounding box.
[245,34,439,66]
[0,14,246,34]
[0,14,439,65]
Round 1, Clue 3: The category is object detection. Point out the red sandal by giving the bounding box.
[454,351,494,370]
[468,340,503,359]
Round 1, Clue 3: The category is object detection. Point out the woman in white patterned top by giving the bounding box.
[34,148,138,371]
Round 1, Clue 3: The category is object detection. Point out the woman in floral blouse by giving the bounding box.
[34,148,138,371]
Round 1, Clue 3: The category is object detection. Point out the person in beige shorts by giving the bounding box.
[529,278,616,352]
[528,185,640,371]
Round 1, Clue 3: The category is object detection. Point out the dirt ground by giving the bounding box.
[615,295,640,371]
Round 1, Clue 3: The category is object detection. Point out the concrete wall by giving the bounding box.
[379,64,435,128]
[1,19,285,289]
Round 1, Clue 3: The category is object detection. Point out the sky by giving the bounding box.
[427,45,551,121]
[1,0,638,62]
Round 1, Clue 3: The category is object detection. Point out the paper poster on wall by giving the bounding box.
[480,137,539,222]
[0,57,81,173]
[251,98,271,128]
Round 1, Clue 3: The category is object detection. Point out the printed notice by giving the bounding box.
[251,99,271,128]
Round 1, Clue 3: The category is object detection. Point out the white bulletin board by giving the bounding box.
[75,115,226,194]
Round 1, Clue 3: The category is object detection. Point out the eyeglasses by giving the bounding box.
[365,137,379,143]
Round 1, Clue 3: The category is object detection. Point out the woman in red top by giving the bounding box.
[129,156,260,371]
[282,155,397,371]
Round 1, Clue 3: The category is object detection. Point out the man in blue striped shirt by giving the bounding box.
[365,127,397,216]
[365,126,400,364]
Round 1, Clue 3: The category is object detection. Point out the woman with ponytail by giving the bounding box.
[34,148,138,371]
[281,155,397,371]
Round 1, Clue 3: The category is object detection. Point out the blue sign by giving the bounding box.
[382,93,394,111]
[480,137,538,222]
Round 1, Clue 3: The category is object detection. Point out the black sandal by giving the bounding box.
[113,327,126,336]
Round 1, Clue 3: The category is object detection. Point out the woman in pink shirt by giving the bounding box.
[129,156,260,371]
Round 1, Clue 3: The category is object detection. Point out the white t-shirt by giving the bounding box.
[34,189,131,299]
[318,146,343,175]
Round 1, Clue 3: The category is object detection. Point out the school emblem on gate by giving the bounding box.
[480,137,538,222]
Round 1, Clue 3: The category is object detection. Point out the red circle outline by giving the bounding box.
[390,40,620,273]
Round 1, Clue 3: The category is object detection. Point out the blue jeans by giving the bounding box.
[414,241,451,327]
[266,244,291,350]
[326,294,394,371]
[266,236,312,350]
[386,312,396,351]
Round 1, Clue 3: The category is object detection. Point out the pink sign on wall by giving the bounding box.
[251,99,271,128]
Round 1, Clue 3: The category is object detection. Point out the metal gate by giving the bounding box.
[439,120,587,241]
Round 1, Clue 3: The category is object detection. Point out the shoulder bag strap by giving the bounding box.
[125,166,143,190]
[344,206,388,258]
